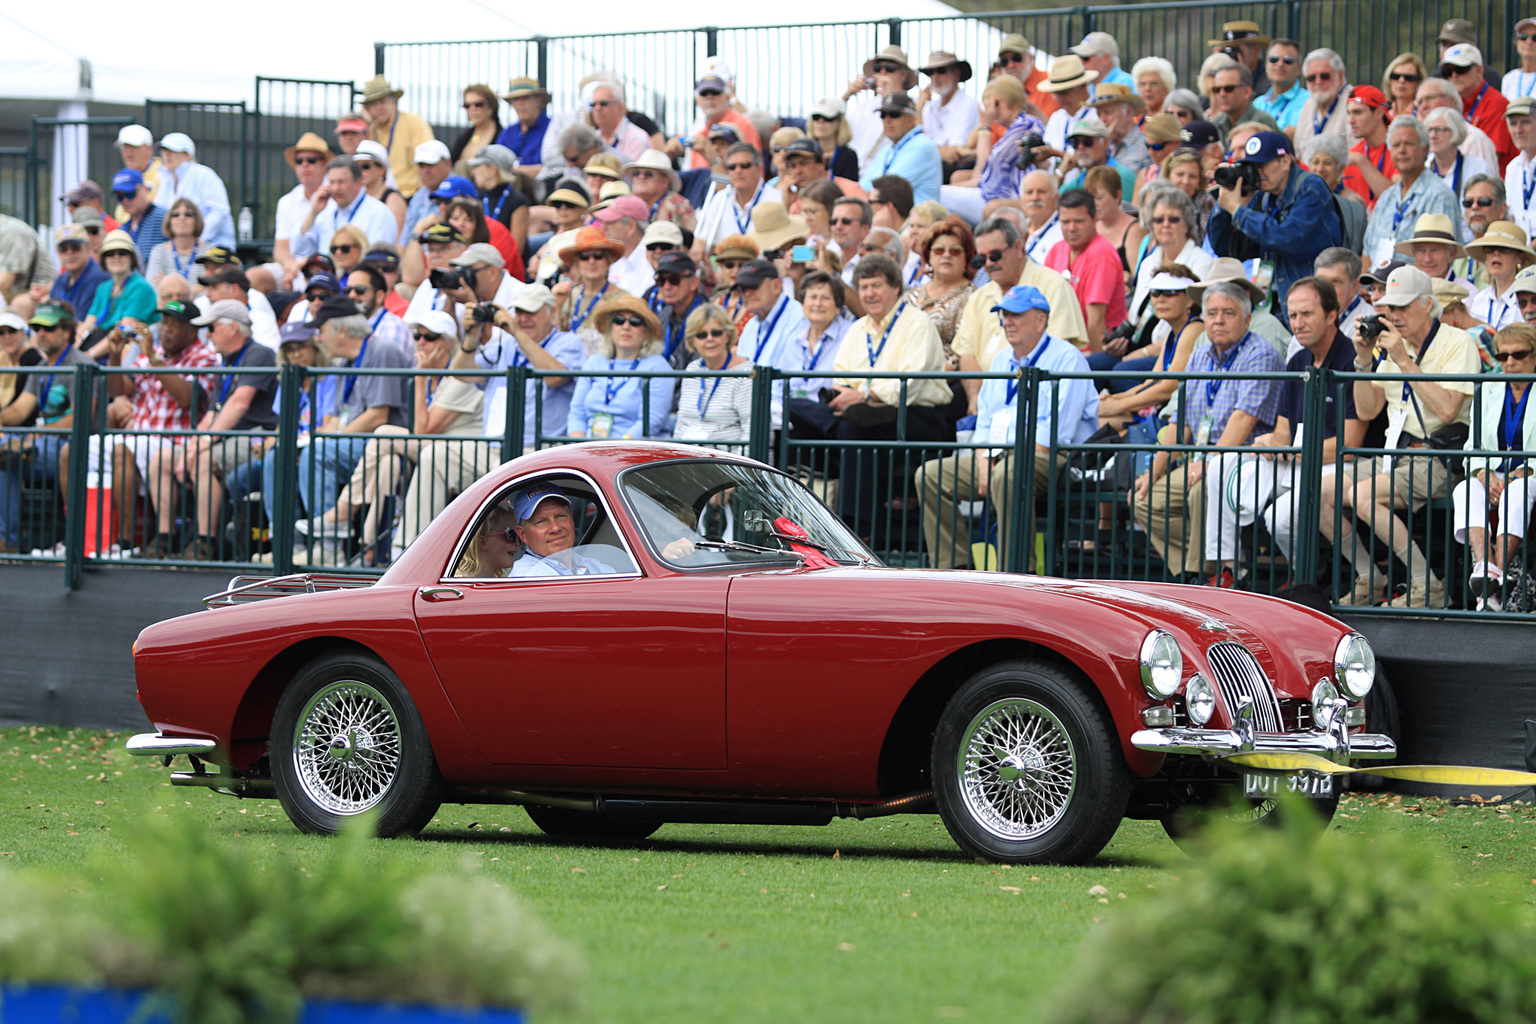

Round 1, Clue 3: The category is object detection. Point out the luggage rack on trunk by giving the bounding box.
[203,573,378,608]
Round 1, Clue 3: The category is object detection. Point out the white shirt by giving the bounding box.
[1128,239,1215,323]
[1503,67,1536,102]
[194,289,281,351]
[404,271,524,347]
[298,192,399,258]
[1460,123,1501,169]
[274,183,317,246]
[1505,150,1536,237]
[921,88,980,147]
[1043,105,1098,154]
[154,160,234,248]
[846,92,887,175]
[1470,280,1522,331]
[1024,215,1063,264]
[695,180,781,248]
[610,244,654,296]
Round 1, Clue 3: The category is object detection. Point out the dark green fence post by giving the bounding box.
[62,365,95,590]
[271,364,302,575]
[1291,366,1326,588]
[374,43,385,75]
[703,26,719,58]
[1078,5,1095,37]
[503,365,527,459]
[886,17,902,48]
[1505,0,1520,82]
[1286,0,1302,43]
[748,367,775,464]
[1005,365,1038,574]
[25,117,41,227]
[534,37,550,88]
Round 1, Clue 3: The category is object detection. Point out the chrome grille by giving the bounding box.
[1205,642,1283,733]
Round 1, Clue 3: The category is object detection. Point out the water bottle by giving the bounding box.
[237,206,253,243]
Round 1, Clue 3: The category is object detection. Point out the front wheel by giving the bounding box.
[931,659,1130,864]
[271,651,444,837]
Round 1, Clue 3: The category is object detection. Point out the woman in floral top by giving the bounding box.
[901,216,975,365]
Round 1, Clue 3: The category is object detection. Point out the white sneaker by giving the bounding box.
[294,516,346,538]
[1468,561,1503,600]
[1476,593,1504,612]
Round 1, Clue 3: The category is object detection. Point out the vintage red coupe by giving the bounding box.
[128,442,1394,864]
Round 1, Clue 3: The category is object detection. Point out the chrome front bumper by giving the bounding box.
[126,732,219,757]
[1132,727,1397,765]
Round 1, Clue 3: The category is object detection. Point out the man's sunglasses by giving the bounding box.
[294,154,325,166]
[1002,53,1028,66]
[1211,83,1243,94]
[646,243,677,252]
[1267,54,1297,65]
[57,241,84,253]
[1463,196,1497,208]
[878,111,908,120]
[697,89,723,98]
[871,61,902,74]
[656,273,690,286]
[345,285,372,296]
[1305,72,1334,82]
[610,313,647,327]
[725,161,755,171]
[979,249,1008,265]
[113,191,135,202]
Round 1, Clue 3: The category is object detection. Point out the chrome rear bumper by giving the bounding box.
[1132,727,1396,765]
[126,732,219,757]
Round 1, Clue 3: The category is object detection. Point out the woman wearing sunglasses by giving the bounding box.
[453,501,521,578]
[554,226,628,354]
[672,304,752,444]
[708,235,759,333]
[326,224,368,281]
[567,295,675,439]
[450,84,502,173]
[351,140,407,243]
[1095,262,1206,425]
[1451,322,1536,609]
[806,99,859,181]
[144,198,205,289]
[1381,53,1428,122]
[527,183,591,285]
[78,230,159,357]
[1126,185,1212,327]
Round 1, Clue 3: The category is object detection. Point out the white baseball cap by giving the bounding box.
[0,311,29,332]
[414,139,451,165]
[158,132,196,155]
[405,309,458,337]
[115,124,153,148]
[511,284,557,312]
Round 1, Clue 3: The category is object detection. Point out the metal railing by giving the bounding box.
[4,360,1532,619]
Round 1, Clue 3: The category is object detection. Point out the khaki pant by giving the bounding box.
[397,439,502,551]
[336,426,418,550]
[916,447,1052,571]
[1133,460,1207,576]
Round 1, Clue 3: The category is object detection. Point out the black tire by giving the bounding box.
[524,804,662,842]
[270,651,444,837]
[931,658,1130,864]
[1160,788,1338,854]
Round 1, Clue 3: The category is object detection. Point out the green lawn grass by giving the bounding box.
[4,725,1535,1023]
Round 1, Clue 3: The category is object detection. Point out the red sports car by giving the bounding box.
[127,442,1394,864]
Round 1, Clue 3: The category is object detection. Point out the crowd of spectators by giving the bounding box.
[2,15,1535,611]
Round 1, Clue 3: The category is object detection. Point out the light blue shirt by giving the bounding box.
[477,327,587,444]
[1362,171,1464,267]
[860,127,943,204]
[153,161,233,248]
[1091,67,1135,94]
[297,192,400,258]
[402,187,436,247]
[1254,81,1307,130]
[567,352,675,438]
[975,335,1099,448]
[510,547,619,577]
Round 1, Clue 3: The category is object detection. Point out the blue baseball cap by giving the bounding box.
[514,485,572,523]
[990,285,1051,316]
[431,174,477,201]
[279,322,318,346]
[303,272,340,296]
[1236,130,1291,164]
[707,123,741,143]
[111,168,144,194]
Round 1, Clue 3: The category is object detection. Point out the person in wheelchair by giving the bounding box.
[509,484,625,577]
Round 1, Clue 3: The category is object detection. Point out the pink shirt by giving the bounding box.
[1045,233,1127,333]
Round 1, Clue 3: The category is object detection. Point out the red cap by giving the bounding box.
[1350,85,1389,112]
[335,116,368,134]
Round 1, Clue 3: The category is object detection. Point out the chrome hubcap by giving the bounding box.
[293,680,400,815]
[957,698,1077,841]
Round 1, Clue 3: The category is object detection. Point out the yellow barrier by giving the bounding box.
[1227,752,1536,787]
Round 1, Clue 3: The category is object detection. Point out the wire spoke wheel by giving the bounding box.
[292,679,402,816]
[957,698,1077,841]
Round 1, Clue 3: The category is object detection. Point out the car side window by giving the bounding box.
[449,476,638,580]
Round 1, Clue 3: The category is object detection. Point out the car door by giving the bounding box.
[414,573,730,769]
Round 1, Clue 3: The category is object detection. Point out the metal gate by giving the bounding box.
[252,77,361,244]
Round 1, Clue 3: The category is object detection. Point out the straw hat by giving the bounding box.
[1038,55,1099,93]
[1463,220,1536,264]
[98,229,140,267]
[558,225,625,266]
[584,153,624,180]
[747,202,810,253]
[1087,82,1146,114]
[1188,256,1266,305]
[501,76,551,103]
[918,51,973,82]
[284,132,334,169]
[1208,20,1272,48]
[862,46,919,90]
[591,293,662,340]
[1394,213,1467,259]
[622,149,680,192]
[361,75,404,103]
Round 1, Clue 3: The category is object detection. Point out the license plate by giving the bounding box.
[1242,771,1334,800]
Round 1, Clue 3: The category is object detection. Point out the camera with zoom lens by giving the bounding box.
[1359,314,1390,342]
[1219,45,1244,62]
[1103,319,1138,344]
[429,267,467,292]
[470,303,498,324]
[1017,131,1046,168]
[1212,162,1260,195]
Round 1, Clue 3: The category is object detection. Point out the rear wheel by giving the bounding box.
[271,651,443,837]
[931,659,1130,864]
[525,804,662,842]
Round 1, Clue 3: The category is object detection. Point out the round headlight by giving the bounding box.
[1333,633,1375,699]
[1139,629,1183,699]
[1185,673,1216,725]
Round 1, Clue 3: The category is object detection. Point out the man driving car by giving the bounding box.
[509,485,620,577]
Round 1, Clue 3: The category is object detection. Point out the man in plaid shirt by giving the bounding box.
[105,299,217,556]
[1130,276,1284,581]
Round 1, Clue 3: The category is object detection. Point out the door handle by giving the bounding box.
[418,586,464,602]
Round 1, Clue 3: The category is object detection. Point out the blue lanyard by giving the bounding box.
[218,342,250,405]
[1449,152,1464,198]
[127,213,147,244]
[570,283,609,331]
[1519,72,1536,99]
[340,193,365,225]
[342,334,371,405]
[1487,290,1513,329]
[1204,337,1244,405]
[483,187,510,223]
[1008,336,1051,404]
[39,345,74,401]
[866,302,906,366]
[881,128,919,175]
[695,373,725,417]
[1390,186,1417,233]
[383,114,398,157]
[665,295,703,360]
[172,243,201,279]
[906,258,924,287]
[648,194,666,221]
[803,328,834,372]
[1313,91,1341,137]
[604,357,639,404]
[1027,213,1060,261]
[733,181,765,235]
[753,295,789,362]
[369,308,387,334]
[1269,86,1302,118]
[512,329,558,368]
[1523,163,1536,209]
[1504,383,1531,451]
[1467,84,1488,124]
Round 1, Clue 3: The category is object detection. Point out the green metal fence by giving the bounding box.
[5,361,1532,620]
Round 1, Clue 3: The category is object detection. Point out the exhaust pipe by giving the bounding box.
[170,771,275,798]
[447,788,599,813]
[838,789,935,819]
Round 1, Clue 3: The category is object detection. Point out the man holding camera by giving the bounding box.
[1332,265,1480,607]
[405,240,522,330]
[1207,130,1341,331]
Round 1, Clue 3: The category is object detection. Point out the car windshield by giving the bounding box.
[620,459,875,568]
